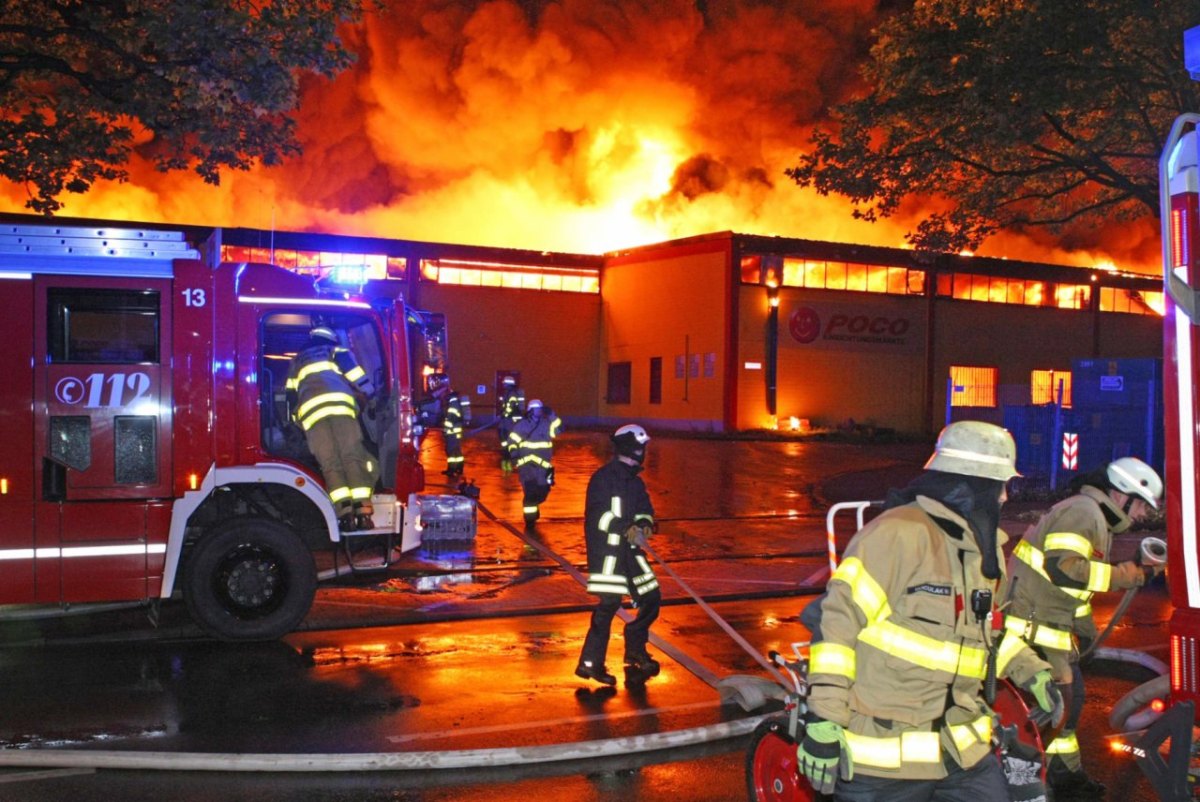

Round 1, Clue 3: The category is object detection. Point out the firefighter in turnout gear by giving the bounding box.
[1002,456,1164,799]
[497,375,524,473]
[433,376,471,477]
[506,399,561,526]
[800,421,1058,801]
[286,326,379,531]
[576,424,660,687]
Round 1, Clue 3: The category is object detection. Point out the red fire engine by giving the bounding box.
[0,222,452,641]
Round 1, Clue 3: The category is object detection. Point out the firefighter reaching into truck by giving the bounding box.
[575,424,661,688]
[286,325,379,531]
[1001,456,1165,800]
[799,420,1060,801]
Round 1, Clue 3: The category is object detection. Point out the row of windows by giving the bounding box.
[949,366,1073,407]
[221,245,404,280]
[221,248,602,295]
[605,353,718,404]
[741,253,1163,316]
[420,260,599,294]
[741,255,925,296]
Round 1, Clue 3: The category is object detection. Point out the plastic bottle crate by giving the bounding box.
[416,494,477,541]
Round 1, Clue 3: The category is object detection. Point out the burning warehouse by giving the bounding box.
[205,221,1161,438]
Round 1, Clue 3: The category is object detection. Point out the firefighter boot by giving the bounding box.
[623,655,660,687]
[574,660,617,686]
[354,506,375,531]
[1048,767,1106,799]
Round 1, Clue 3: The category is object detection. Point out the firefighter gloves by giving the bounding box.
[797,718,853,794]
[624,524,650,548]
[1022,669,1065,729]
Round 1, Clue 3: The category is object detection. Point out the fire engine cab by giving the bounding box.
[0,222,449,641]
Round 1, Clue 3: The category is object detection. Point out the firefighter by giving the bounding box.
[442,383,471,477]
[497,375,525,473]
[506,399,561,526]
[1002,456,1165,799]
[286,326,378,531]
[799,420,1060,801]
[576,424,660,687]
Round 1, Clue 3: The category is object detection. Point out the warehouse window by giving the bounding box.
[1031,369,1072,406]
[1099,287,1165,316]
[738,254,924,296]
[949,365,997,407]
[649,357,662,404]
[606,362,632,404]
[420,259,599,294]
[935,273,1090,310]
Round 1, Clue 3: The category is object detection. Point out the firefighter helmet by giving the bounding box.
[1107,457,1162,509]
[502,375,517,386]
[527,398,543,411]
[924,420,1020,482]
[613,424,651,464]
[311,326,337,343]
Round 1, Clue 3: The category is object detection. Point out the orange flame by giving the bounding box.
[0,1,1161,274]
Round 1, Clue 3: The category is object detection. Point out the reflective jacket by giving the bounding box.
[1003,486,1145,681]
[507,411,562,472]
[583,459,657,598]
[286,343,371,431]
[444,391,471,437]
[500,386,525,423]
[807,496,1049,780]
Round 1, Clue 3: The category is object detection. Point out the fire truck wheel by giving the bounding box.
[745,716,819,801]
[184,519,317,641]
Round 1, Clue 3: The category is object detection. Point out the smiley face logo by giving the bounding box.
[788,307,821,344]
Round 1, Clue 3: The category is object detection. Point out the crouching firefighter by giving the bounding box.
[286,326,379,531]
[576,424,661,687]
[799,420,1061,801]
[1001,456,1165,799]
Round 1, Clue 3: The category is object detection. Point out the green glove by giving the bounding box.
[797,718,853,794]
[1021,669,1064,728]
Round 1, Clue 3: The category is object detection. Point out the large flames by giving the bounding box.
[0,0,1162,273]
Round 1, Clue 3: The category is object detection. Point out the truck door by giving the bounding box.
[0,278,35,603]
[33,277,174,603]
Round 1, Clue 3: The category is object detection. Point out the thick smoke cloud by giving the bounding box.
[0,0,1160,271]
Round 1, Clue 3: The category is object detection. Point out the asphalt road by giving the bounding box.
[0,430,1174,801]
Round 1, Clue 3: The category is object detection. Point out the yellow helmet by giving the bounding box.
[924,421,1020,482]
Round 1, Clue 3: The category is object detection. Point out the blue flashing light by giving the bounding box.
[1187,26,1200,81]
[328,265,368,288]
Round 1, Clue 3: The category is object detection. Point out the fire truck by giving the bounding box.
[1099,25,1200,801]
[0,222,456,642]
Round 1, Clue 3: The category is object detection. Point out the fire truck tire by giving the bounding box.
[744,716,819,802]
[183,519,317,642]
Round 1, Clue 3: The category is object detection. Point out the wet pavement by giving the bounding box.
[0,429,1173,801]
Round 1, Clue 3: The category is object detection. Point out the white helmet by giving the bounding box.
[502,376,516,386]
[311,326,337,343]
[1107,457,1162,509]
[924,421,1020,482]
[613,424,650,463]
[527,399,543,411]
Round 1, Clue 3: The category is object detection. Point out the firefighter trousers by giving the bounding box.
[831,749,1009,802]
[444,432,463,473]
[305,415,378,515]
[579,589,661,667]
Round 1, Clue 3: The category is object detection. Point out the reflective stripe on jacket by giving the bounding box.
[287,344,364,431]
[583,458,656,597]
[807,496,1048,780]
[1004,486,1146,679]
[507,413,562,470]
